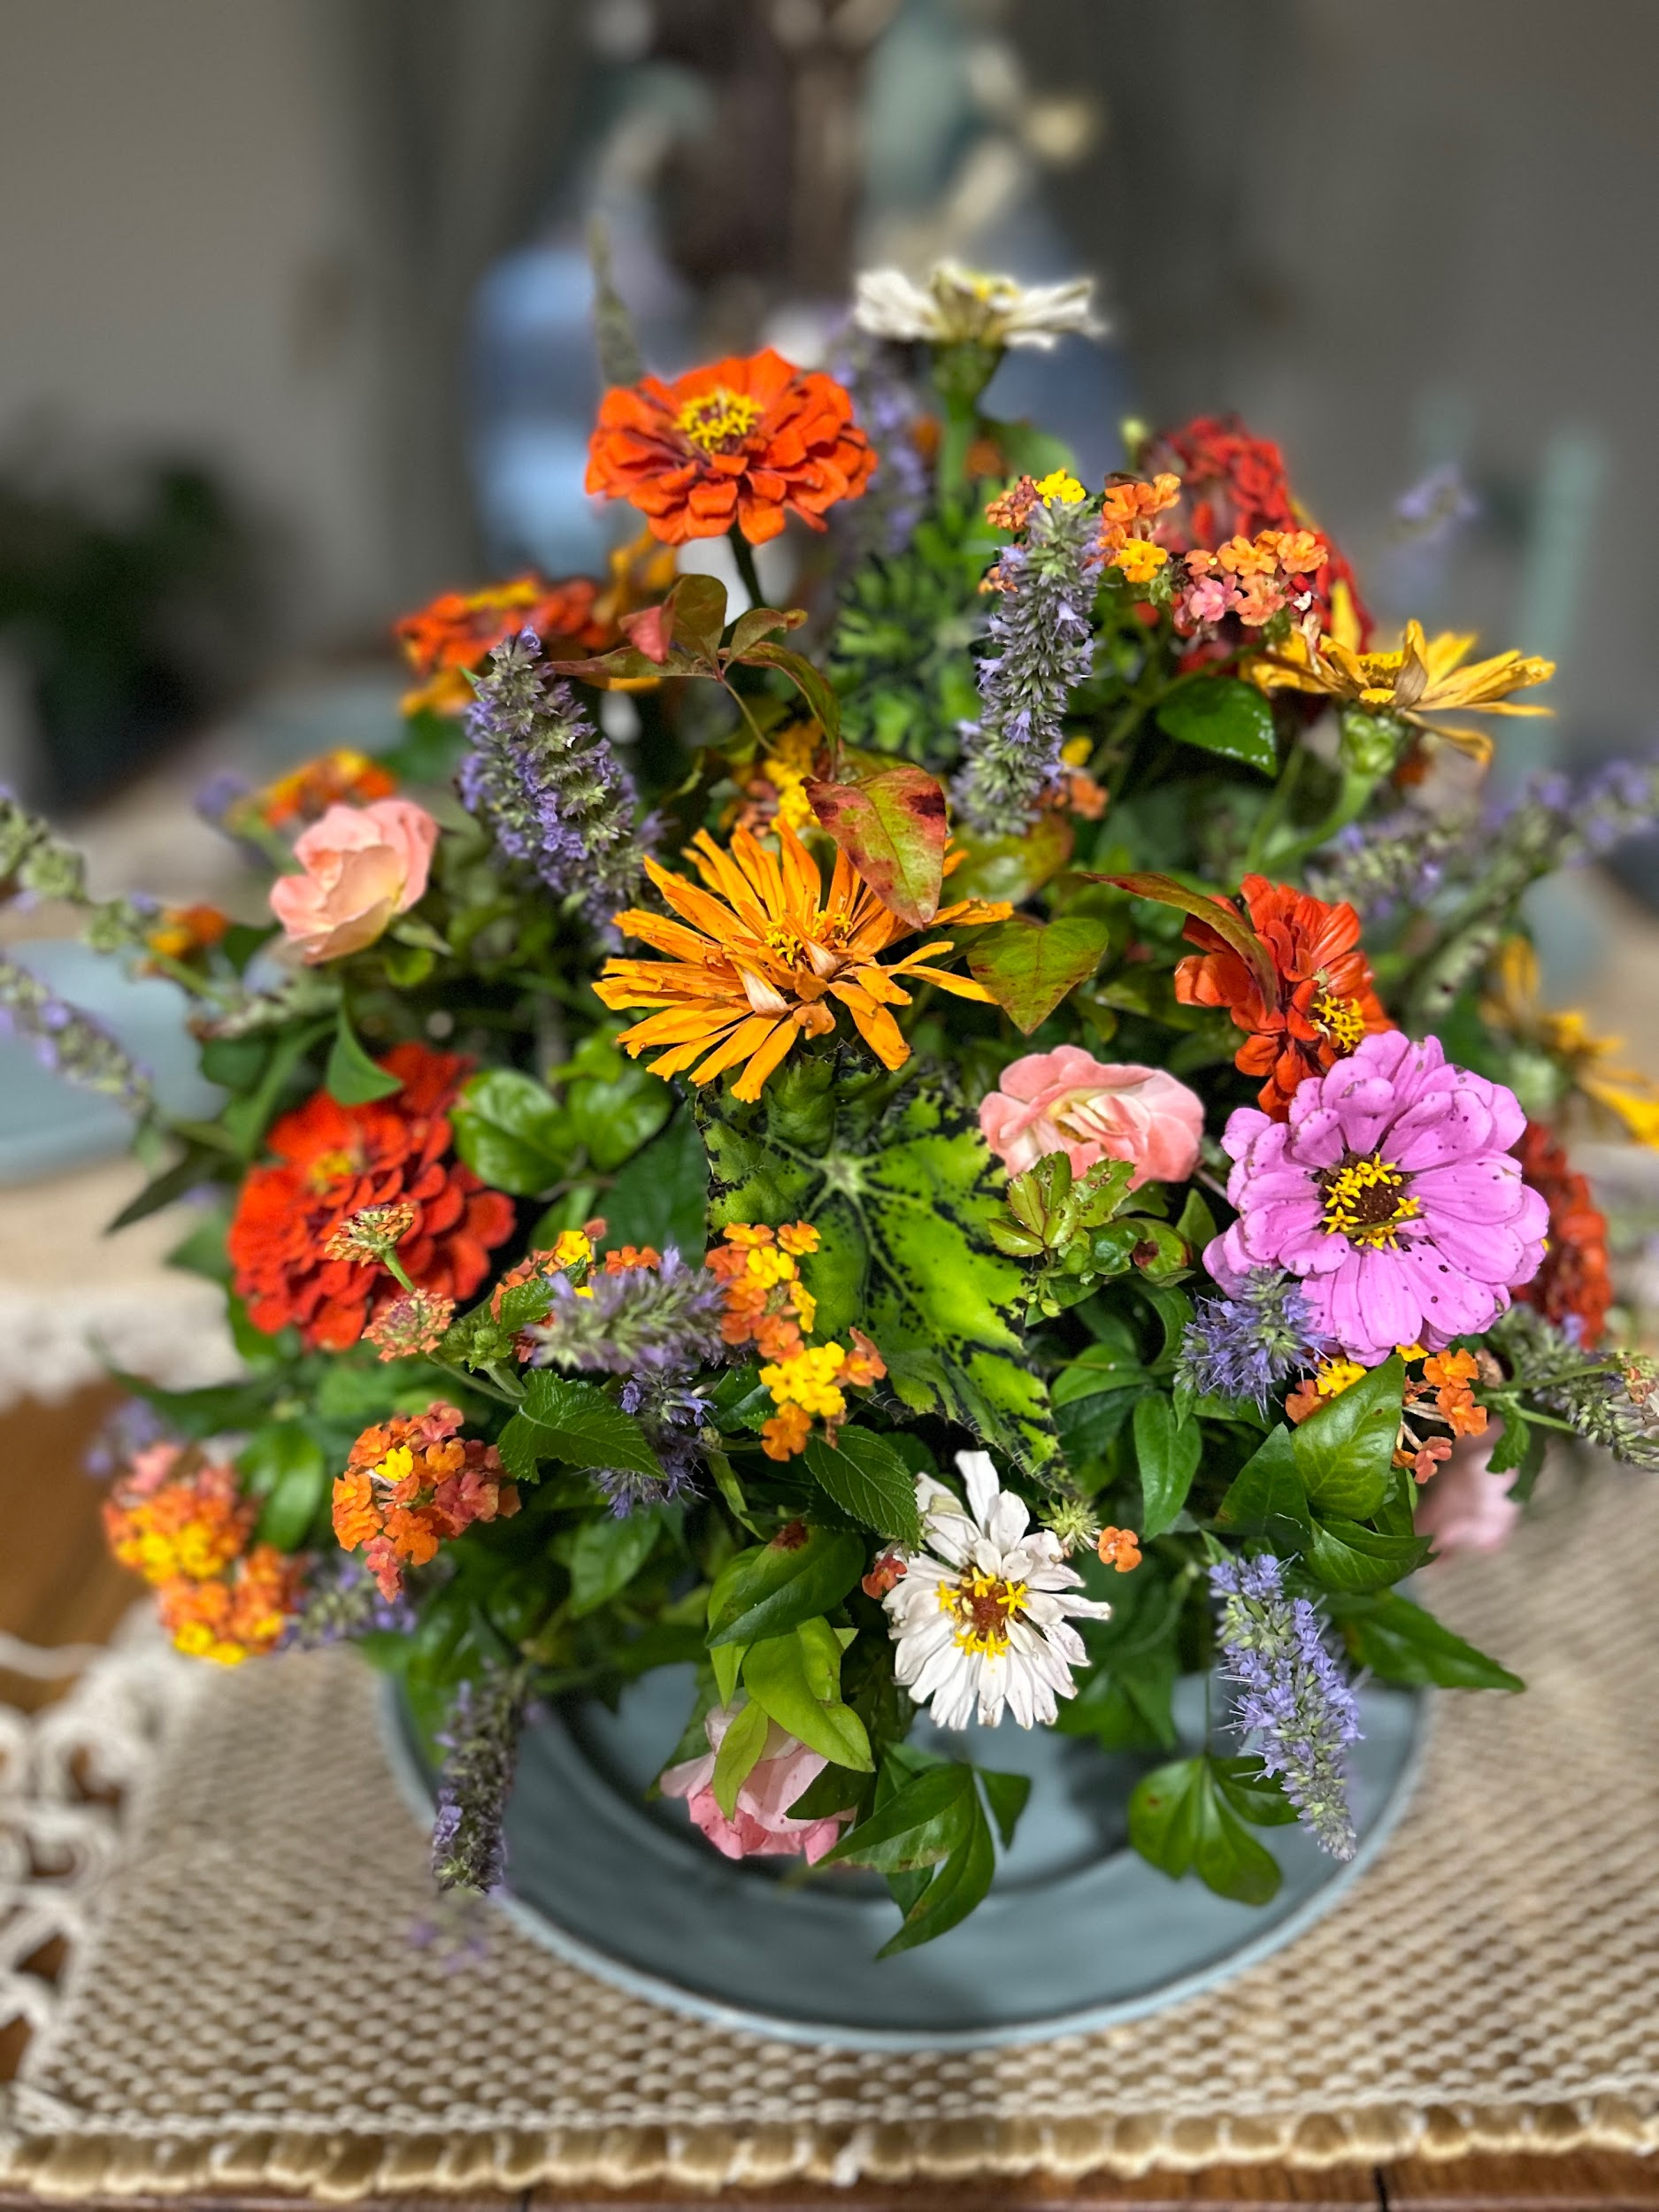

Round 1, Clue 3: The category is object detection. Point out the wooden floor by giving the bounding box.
[1,1386,1653,2210]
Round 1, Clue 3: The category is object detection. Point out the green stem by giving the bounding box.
[1266,765,1380,876]
[727,526,764,611]
[1239,741,1310,876]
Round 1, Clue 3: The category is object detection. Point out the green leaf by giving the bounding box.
[219,1017,334,1157]
[667,572,729,663]
[1215,1425,1310,1541]
[1305,1517,1433,1594]
[948,812,1074,905]
[977,1766,1032,1850]
[1128,1755,1282,1905]
[710,1640,745,1706]
[711,1696,771,1819]
[727,603,807,659]
[1132,1393,1202,1538]
[566,1509,664,1617]
[1484,1408,1531,1477]
[705,1523,865,1647]
[702,1068,1058,1472]
[1173,1187,1217,1249]
[1051,1345,1153,1409]
[877,1791,996,1956]
[451,1067,572,1196]
[106,1148,224,1233]
[803,765,948,930]
[1156,677,1279,776]
[565,1055,672,1174]
[198,1033,269,1091]
[324,1009,404,1105]
[109,1370,275,1441]
[1291,1355,1404,1521]
[1330,1590,1524,1691]
[601,1111,708,1255]
[741,1629,873,1770]
[803,1429,923,1547]
[239,1427,327,1551]
[1210,1756,1299,1827]
[733,640,842,744]
[495,1372,663,1485]
[1088,872,1277,1002]
[822,1762,973,1872]
[966,913,1110,1034]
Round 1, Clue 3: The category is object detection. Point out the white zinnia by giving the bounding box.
[853,263,1104,351]
[882,1450,1112,1731]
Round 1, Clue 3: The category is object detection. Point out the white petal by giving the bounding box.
[1003,1657,1039,1728]
[956,1448,1002,1531]
[987,1489,1031,1552]
[974,1656,1009,1727]
[929,1656,979,1732]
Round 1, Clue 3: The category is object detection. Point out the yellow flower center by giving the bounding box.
[1315,991,1367,1051]
[308,1145,361,1192]
[675,388,763,457]
[940,1571,1029,1657]
[1320,1150,1421,1249]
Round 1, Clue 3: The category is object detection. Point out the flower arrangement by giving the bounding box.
[18,261,1659,1957]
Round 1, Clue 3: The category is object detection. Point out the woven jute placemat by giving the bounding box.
[4,1463,1656,2200]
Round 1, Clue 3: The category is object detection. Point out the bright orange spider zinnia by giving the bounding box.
[585,348,877,545]
[595,820,1010,1102]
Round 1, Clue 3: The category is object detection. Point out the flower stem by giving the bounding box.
[727,526,764,611]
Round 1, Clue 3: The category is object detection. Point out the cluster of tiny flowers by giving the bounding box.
[951,479,1104,837]
[703,1222,886,1459]
[0,955,153,1114]
[1489,1306,1659,1471]
[1177,1269,1327,1410]
[1209,1554,1362,1861]
[0,791,88,902]
[1305,809,1460,921]
[460,632,646,926]
[1174,527,1328,632]
[240,747,396,833]
[332,1403,518,1599]
[103,1443,303,1663]
[432,1663,528,1893]
[281,1553,417,1649]
[365,1287,457,1361]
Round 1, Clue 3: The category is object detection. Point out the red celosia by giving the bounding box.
[227,1042,514,1352]
[1174,875,1393,1118]
[1138,414,1372,643]
[1513,1118,1614,1348]
[585,348,877,545]
[333,1403,518,1599]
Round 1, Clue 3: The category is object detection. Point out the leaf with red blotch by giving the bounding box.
[803,766,949,930]
[1088,871,1276,999]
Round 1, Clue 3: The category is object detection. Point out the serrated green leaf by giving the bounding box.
[741,1630,873,1770]
[966,913,1110,1033]
[495,1372,662,1485]
[1330,1590,1524,1690]
[451,1067,572,1196]
[803,1429,923,1547]
[1156,677,1279,776]
[705,1524,865,1647]
[711,1697,771,1819]
[1133,1393,1202,1538]
[564,1048,672,1173]
[1291,1355,1404,1521]
[325,1009,404,1105]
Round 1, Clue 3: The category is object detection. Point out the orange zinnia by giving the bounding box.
[395,573,611,714]
[595,821,1010,1102]
[585,348,876,545]
[1174,875,1392,1118]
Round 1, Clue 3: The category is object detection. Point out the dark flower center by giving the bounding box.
[1319,1148,1419,1248]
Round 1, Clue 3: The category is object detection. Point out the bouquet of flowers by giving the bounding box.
[17,259,1659,1956]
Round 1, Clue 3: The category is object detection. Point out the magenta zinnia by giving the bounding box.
[1207,1032,1548,1366]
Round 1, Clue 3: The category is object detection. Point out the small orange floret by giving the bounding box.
[334,1404,516,1599]
[1096,1526,1142,1572]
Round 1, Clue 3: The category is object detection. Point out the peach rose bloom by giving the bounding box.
[269,798,439,964]
[660,1706,853,1863]
[1417,1431,1522,1558]
[979,1045,1204,1187]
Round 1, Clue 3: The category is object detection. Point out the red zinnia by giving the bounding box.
[1174,875,1393,1118]
[396,574,611,683]
[1513,1119,1614,1348]
[1139,414,1372,644]
[585,348,876,546]
[227,1042,514,1352]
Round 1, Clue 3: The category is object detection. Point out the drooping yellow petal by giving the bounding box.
[731,1016,804,1102]
[828,980,910,1071]
[690,1013,788,1087]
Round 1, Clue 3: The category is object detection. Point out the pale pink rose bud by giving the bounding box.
[659,1706,854,1864]
[1416,1431,1523,1559]
[269,797,439,964]
[979,1045,1204,1187]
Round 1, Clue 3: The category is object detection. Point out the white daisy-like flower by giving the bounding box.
[881,1450,1112,1731]
[853,262,1105,352]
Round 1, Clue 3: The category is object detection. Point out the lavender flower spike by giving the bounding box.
[951,486,1102,837]
[1177,1268,1326,1409]
[460,631,646,926]
[432,1663,529,1893]
[0,956,152,1113]
[1210,1555,1361,1860]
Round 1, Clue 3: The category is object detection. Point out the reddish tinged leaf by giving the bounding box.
[735,641,842,744]
[1089,871,1277,999]
[726,604,806,658]
[966,913,1110,1034]
[620,601,676,664]
[803,766,949,929]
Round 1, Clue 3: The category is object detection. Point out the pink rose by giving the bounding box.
[269,798,439,964]
[659,1705,853,1864]
[1416,1430,1523,1559]
[979,1046,1204,1187]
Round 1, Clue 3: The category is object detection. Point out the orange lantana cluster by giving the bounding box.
[238,749,396,833]
[332,1403,518,1601]
[142,902,229,970]
[1174,528,1330,634]
[1097,471,1181,587]
[1391,1348,1491,1485]
[103,1444,303,1663]
[703,1222,886,1460]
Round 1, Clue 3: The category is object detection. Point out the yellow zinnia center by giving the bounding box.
[1315,991,1367,1050]
[676,388,763,457]
[940,1571,1029,1657]
[1320,1150,1420,1249]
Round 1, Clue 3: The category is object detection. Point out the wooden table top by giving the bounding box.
[2,1385,1653,2212]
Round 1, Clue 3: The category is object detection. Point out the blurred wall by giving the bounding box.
[0,0,391,650]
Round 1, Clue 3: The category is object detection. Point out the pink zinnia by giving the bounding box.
[1207,1031,1548,1366]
